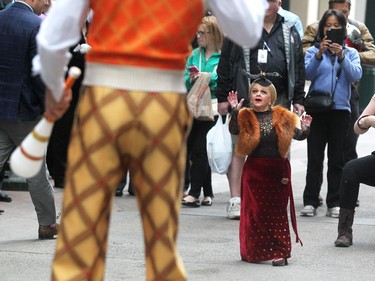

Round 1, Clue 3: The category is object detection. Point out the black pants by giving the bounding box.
[340,152,375,209]
[186,118,215,199]
[344,86,360,163]
[46,41,85,187]
[304,110,350,208]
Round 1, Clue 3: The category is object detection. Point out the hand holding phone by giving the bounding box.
[188,66,199,73]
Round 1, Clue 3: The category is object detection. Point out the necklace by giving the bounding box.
[257,111,273,136]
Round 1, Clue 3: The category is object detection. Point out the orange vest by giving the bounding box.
[87,0,204,70]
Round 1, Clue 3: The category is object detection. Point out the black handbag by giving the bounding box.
[304,91,334,113]
[305,56,342,114]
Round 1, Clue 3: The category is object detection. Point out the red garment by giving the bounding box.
[240,157,302,263]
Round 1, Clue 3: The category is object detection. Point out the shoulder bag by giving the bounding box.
[304,56,342,113]
[186,50,215,121]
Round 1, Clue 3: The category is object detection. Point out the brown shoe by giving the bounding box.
[38,224,60,240]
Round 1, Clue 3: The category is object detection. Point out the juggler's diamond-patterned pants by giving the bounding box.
[51,86,191,281]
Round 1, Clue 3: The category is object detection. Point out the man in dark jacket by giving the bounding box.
[0,0,59,239]
[216,0,305,219]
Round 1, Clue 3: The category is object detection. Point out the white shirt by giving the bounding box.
[35,0,268,101]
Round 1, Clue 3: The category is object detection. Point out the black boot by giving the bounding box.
[334,208,355,247]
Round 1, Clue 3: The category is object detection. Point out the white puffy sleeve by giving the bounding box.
[207,0,268,47]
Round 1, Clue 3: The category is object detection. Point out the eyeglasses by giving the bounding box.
[196,31,209,36]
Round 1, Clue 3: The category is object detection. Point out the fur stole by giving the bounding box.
[236,106,299,158]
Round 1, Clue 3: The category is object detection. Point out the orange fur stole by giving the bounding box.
[236,106,299,158]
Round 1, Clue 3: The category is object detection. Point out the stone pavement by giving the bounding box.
[1,130,375,281]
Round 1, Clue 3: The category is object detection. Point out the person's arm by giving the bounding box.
[208,0,267,48]
[227,90,244,135]
[304,46,322,81]
[354,94,375,134]
[357,21,375,65]
[185,52,196,91]
[34,0,90,102]
[302,22,319,56]
[291,27,306,108]
[216,38,233,104]
[29,24,45,106]
[340,48,363,83]
[294,114,312,140]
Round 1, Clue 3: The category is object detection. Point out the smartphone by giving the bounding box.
[326,28,345,45]
[188,66,199,73]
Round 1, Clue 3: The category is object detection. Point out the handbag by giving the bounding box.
[186,50,217,121]
[186,72,214,121]
[304,91,334,113]
[304,55,343,114]
[206,115,233,174]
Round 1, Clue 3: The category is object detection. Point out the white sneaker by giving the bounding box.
[227,197,240,219]
[326,207,340,218]
[300,205,317,217]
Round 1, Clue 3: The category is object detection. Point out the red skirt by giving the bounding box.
[239,157,302,263]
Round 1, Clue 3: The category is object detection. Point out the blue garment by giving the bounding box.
[185,47,220,99]
[0,0,13,10]
[0,2,45,121]
[305,46,362,112]
[278,7,303,39]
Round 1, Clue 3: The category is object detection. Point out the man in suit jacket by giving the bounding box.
[0,0,59,239]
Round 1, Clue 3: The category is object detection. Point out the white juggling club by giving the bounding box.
[10,66,82,178]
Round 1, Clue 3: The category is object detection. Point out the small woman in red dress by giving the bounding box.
[228,77,312,266]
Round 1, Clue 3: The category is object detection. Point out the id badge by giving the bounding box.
[257,49,268,64]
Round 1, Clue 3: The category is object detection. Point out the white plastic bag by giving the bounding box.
[206,115,233,174]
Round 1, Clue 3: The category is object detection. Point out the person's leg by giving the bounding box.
[52,88,189,281]
[184,120,200,201]
[127,174,135,196]
[226,149,245,219]
[339,155,375,209]
[27,159,57,226]
[326,111,350,210]
[302,113,327,212]
[345,87,360,207]
[0,125,15,204]
[227,153,244,198]
[4,120,58,230]
[202,167,213,199]
[115,172,128,196]
[335,153,375,247]
[126,91,189,281]
[0,158,12,202]
[51,87,125,281]
[187,120,214,200]
[46,118,70,188]
[183,132,193,195]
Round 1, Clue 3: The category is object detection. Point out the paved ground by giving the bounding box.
[1,129,375,281]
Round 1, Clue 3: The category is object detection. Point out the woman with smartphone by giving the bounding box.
[182,15,223,207]
[301,9,362,218]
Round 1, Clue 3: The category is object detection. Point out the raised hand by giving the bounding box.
[301,114,313,130]
[227,91,244,110]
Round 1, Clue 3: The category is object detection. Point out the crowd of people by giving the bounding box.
[1,0,375,279]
